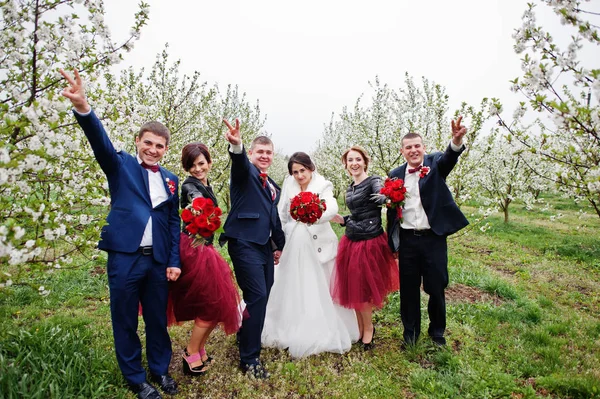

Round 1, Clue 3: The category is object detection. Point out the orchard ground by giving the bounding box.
[1,195,599,398]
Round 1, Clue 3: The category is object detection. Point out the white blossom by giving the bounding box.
[13,226,25,240]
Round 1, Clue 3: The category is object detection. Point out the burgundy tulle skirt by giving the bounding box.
[167,233,241,335]
[331,232,399,310]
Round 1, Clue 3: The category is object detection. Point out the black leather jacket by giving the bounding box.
[343,175,386,241]
[181,176,219,245]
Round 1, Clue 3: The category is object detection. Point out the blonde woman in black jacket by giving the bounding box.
[331,146,399,350]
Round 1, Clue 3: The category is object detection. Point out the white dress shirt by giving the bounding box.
[138,155,168,247]
[400,167,431,231]
[400,141,463,231]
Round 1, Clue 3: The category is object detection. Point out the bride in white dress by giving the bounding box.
[262,152,359,358]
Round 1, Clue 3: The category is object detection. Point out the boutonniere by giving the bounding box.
[166,178,176,194]
[419,166,430,178]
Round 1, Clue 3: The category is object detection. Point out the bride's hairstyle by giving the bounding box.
[181,142,212,171]
[287,152,315,174]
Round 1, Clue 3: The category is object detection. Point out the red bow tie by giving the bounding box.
[259,172,268,188]
[141,162,159,173]
[408,165,422,174]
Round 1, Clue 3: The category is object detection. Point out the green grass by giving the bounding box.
[1,196,599,398]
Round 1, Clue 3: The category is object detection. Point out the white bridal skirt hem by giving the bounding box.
[261,224,359,358]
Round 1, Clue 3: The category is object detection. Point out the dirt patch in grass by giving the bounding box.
[89,265,105,277]
[417,355,435,369]
[459,242,493,255]
[488,261,518,276]
[521,377,551,397]
[446,283,503,306]
[451,340,462,352]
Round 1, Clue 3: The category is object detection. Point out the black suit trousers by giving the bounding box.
[398,230,448,343]
[227,238,274,366]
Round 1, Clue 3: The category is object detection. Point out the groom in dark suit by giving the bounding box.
[220,118,285,378]
[61,70,180,399]
[387,117,469,347]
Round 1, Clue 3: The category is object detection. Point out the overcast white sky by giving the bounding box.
[102,0,569,155]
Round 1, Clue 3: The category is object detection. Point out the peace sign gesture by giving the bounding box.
[59,69,91,114]
[451,116,467,146]
[223,118,241,146]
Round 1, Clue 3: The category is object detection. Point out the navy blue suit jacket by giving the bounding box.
[74,111,181,267]
[221,147,285,250]
[386,144,469,252]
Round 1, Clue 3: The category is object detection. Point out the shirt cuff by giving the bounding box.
[230,143,243,154]
[73,107,92,117]
[450,140,465,152]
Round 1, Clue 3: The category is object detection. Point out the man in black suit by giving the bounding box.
[220,119,285,378]
[387,117,469,347]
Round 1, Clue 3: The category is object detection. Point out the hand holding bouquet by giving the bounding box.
[379,177,407,220]
[181,197,222,246]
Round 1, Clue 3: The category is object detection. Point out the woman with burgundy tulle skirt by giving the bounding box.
[168,143,241,376]
[331,145,399,350]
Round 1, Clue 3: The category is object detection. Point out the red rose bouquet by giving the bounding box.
[289,191,327,225]
[181,197,222,247]
[380,177,407,220]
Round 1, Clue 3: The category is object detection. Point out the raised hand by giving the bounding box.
[450,116,467,146]
[223,118,241,146]
[59,69,91,114]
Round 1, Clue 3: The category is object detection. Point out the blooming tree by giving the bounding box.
[314,75,451,199]
[470,127,552,223]
[268,150,289,188]
[493,0,600,217]
[103,44,266,210]
[0,0,148,284]
[313,74,491,208]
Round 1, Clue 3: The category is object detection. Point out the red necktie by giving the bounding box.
[260,173,268,188]
[141,162,159,173]
[260,173,276,200]
[408,165,422,174]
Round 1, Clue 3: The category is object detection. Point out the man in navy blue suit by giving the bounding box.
[387,117,469,348]
[220,118,285,378]
[61,70,180,399]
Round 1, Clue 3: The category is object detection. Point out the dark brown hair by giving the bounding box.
[138,121,171,146]
[181,142,212,171]
[287,152,315,174]
[341,145,370,172]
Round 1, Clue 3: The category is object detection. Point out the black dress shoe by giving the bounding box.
[431,336,447,347]
[240,361,270,379]
[150,374,178,395]
[128,381,162,399]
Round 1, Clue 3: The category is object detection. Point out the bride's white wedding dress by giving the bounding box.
[261,173,359,358]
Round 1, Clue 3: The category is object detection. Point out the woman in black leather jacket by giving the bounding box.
[168,143,242,376]
[331,146,399,350]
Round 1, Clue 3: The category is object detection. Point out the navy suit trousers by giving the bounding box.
[107,251,171,384]
[398,230,448,343]
[227,239,274,366]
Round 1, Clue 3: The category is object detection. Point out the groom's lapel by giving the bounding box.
[254,165,274,202]
[400,164,408,179]
[137,165,152,206]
